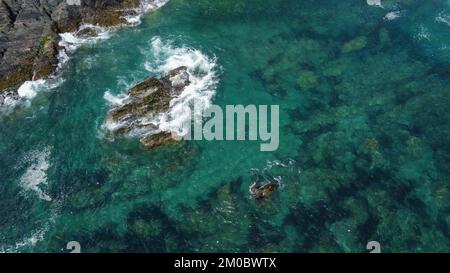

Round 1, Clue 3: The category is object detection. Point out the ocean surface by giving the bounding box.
[1,0,450,252]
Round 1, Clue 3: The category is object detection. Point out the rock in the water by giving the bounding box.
[250,181,279,200]
[298,69,319,90]
[76,26,99,38]
[341,36,368,54]
[140,132,178,150]
[105,66,191,149]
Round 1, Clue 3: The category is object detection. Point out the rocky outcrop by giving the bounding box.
[250,181,279,200]
[140,131,178,150]
[105,66,190,150]
[0,0,143,94]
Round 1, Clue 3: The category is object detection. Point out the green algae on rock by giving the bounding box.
[341,36,368,54]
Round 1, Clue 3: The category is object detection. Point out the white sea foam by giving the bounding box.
[417,25,431,41]
[123,0,170,25]
[59,24,111,53]
[367,0,383,8]
[17,80,47,99]
[18,148,52,202]
[0,226,47,253]
[436,12,450,26]
[3,227,48,253]
[104,90,129,106]
[144,37,219,137]
[384,11,401,21]
[0,76,64,111]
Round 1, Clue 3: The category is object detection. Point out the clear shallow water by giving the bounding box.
[2,0,450,252]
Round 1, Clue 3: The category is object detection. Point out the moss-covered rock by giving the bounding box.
[297,70,319,90]
[341,36,368,54]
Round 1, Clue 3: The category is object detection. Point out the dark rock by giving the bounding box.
[105,66,191,149]
[140,132,178,150]
[76,26,99,38]
[250,181,279,200]
[0,0,149,93]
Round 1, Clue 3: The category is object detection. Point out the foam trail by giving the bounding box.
[436,12,450,26]
[384,11,401,21]
[367,0,383,8]
[417,25,431,41]
[0,227,47,253]
[19,148,52,202]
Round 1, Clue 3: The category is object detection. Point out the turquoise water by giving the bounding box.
[2,0,450,252]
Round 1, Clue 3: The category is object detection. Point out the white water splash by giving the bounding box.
[436,11,450,26]
[367,0,383,8]
[59,24,111,53]
[17,80,47,100]
[104,90,129,106]
[18,148,52,202]
[124,0,170,25]
[384,11,401,21]
[417,25,431,41]
[0,226,47,253]
[144,37,219,137]
[0,76,64,111]
[1,24,109,110]
[103,37,219,139]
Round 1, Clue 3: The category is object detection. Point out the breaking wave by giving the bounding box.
[59,24,111,53]
[146,37,219,137]
[124,0,170,25]
[103,36,219,139]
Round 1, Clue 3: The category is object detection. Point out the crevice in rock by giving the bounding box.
[0,48,5,65]
[2,0,18,26]
[42,5,53,20]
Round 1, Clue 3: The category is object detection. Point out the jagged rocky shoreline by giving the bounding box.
[0,0,160,98]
